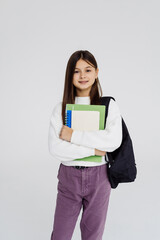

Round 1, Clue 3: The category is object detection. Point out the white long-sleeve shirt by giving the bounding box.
[48,96,122,167]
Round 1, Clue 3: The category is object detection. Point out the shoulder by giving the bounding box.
[106,97,121,116]
[51,101,62,116]
[101,97,121,124]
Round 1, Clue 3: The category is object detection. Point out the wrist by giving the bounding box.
[70,129,73,142]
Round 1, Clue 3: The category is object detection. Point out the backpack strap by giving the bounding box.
[100,96,115,129]
[100,96,116,163]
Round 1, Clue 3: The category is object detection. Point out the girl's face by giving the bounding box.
[72,59,99,96]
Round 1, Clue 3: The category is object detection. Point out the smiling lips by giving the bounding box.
[79,81,88,84]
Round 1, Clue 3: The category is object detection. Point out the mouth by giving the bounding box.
[78,81,89,84]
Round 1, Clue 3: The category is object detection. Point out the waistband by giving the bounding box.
[72,166,89,169]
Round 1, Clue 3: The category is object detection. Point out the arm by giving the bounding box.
[70,99,123,152]
[48,102,95,161]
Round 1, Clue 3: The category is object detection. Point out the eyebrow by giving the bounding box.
[75,66,92,70]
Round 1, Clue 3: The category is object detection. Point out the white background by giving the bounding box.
[1,0,160,239]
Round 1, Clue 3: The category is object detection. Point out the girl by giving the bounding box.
[48,50,122,240]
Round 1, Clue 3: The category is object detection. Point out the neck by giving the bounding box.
[75,89,91,97]
[75,95,90,97]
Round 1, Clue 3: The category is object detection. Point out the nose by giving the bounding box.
[80,72,86,79]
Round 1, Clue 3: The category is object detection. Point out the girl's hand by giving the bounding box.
[59,125,73,142]
[95,148,106,156]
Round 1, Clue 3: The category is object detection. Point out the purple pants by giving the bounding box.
[50,163,111,240]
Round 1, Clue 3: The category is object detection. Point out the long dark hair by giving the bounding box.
[61,50,103,124]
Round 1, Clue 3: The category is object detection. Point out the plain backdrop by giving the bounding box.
[1,0,160,239]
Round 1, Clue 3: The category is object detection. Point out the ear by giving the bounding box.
[95,68,99,78]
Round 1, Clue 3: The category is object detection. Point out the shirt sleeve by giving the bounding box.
[70,99,123,152]
[48,102,95,161]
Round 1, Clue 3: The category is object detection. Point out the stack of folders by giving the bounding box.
[65,104,106,162]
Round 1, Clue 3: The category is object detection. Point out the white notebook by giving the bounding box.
[71,110,100,131]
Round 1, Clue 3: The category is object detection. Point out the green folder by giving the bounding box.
[65,104,106,162]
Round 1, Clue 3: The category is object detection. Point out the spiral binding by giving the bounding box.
[65,110,72,128]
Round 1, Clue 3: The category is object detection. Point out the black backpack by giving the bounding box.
[100,96,137,189]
